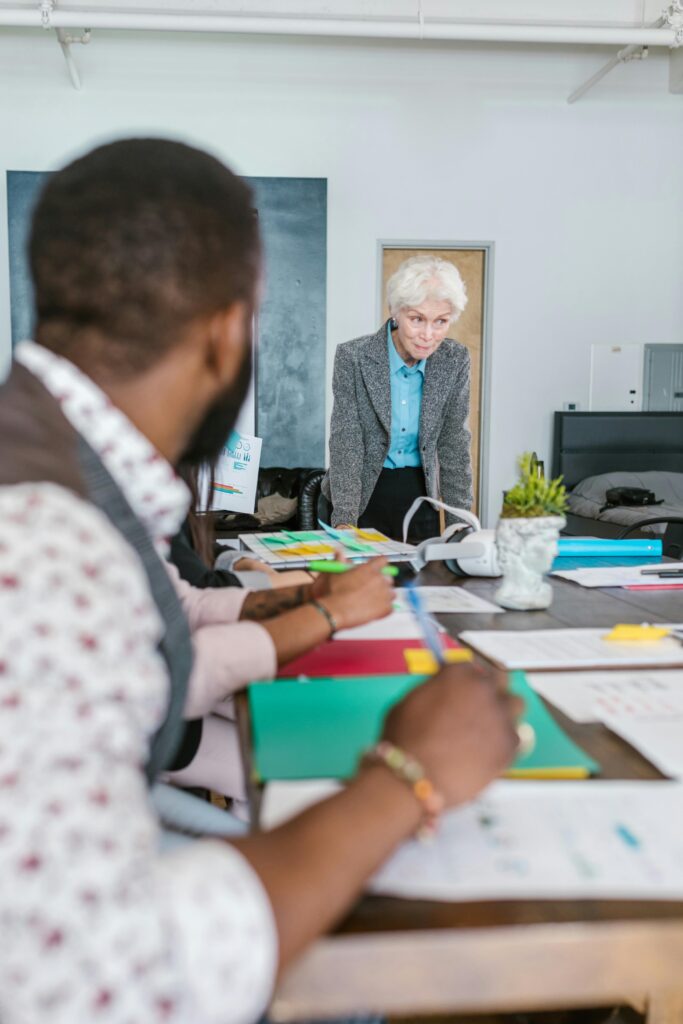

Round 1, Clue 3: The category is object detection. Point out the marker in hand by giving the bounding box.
[308,559,398,578]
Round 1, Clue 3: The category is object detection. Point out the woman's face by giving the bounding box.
[393,297,453,364]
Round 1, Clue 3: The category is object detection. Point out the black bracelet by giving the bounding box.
[311,599,338,637]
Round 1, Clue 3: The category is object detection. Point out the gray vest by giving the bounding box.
[0,362,193,781]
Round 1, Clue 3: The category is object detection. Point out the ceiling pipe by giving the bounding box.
[0,8,679,48]
[567,42,648,102]
[567,14,666,103]
[55,26,90,90]
[55,27,81,89]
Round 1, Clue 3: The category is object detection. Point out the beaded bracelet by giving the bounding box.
[360,740,445,842]
[311,599,338,637]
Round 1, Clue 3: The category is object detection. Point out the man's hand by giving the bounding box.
[382,662,522,808]
[235,656,520,973]
[315,557,394,631]
[309,549,348,601]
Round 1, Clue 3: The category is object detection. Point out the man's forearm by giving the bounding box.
[240,584,311,621]
[232,765,421,971]
[255,602,335,665]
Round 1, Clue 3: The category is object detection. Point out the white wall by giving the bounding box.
[1,28,682,524]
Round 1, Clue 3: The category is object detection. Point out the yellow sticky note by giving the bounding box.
[604,624,671,643]
[279,543,316,557]
[404,647,473,674]
[351,527,390,542]
[506,767,590,780]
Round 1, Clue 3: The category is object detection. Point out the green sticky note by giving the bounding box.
[285,530,327,542]
[260,535,293,547]
[338,536,375,553]
[249,671,599,782]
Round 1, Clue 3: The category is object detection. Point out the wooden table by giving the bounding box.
[251,567,683,1023]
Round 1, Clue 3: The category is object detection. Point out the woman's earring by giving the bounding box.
[390,317,398,330]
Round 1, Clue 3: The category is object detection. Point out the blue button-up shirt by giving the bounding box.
[383,324,426,469]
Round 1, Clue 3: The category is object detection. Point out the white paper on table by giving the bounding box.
[370,780,683,902]
[392,587,503,615]
[601,717,683,779]
[260,780,341,830]
[528,670,683,724]
[334,611,444,641]
[459,627,683,671]
[553,562,683,588]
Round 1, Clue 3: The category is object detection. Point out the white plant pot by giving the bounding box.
[494,515,566,611]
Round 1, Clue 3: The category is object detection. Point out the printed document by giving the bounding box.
[528,670,683,724]
[370,780,683,901]
[459,628,683,670]
[393,587,502,615]
[600,717,683,779]
[334,611,443,641]
[553,562,683,589]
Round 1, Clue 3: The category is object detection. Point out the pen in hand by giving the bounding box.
[405,581,446,667]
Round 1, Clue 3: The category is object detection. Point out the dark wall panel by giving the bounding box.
[7,170,326,468]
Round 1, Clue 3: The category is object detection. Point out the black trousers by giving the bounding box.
[358,467,439,543]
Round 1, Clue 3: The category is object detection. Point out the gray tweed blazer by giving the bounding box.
[321,321,472,527]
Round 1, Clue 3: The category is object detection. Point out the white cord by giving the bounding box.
[401,495,481,544]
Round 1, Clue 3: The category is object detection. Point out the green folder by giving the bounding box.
[249,670,599,782]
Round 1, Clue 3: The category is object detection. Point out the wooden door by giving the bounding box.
[381,246,486,514]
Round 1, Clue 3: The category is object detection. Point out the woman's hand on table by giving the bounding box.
[234,559,314,589]
[233,556,278,576]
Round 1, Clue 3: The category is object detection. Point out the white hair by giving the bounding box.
[386,254,468,323]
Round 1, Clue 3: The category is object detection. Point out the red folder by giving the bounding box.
[277,636,460,678]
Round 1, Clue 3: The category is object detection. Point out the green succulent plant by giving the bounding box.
[501,452,568,519]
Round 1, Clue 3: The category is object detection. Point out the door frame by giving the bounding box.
[644,343,683,412]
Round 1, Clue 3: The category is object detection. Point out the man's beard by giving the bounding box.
[180,344,252,467]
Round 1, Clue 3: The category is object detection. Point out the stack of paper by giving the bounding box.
[528,669,683,780]
[528,670,683,724]
[333,611,432,641]
[261,779,683,902]
[459,627,683,671]
[392,587,502,615]
[553,562,683,588]
[370,780,683,902]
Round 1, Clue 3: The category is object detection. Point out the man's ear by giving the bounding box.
[205,302,250,385]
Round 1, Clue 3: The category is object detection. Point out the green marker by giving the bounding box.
[308,560,399,578]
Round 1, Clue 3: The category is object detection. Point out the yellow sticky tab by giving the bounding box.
[604,624,671,643]
[404,647,473,674]
[505,767,590,780]
[279,542,336,558]
[351,527,390,542]
[278,544,313,557]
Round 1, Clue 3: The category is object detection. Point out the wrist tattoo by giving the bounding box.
[242,584,309,621]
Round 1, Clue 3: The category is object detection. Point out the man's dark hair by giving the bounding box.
[29,138,260,379]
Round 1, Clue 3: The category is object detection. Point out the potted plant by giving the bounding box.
[495,452,568,610]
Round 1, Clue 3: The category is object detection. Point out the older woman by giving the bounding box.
[321,255,472,542]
